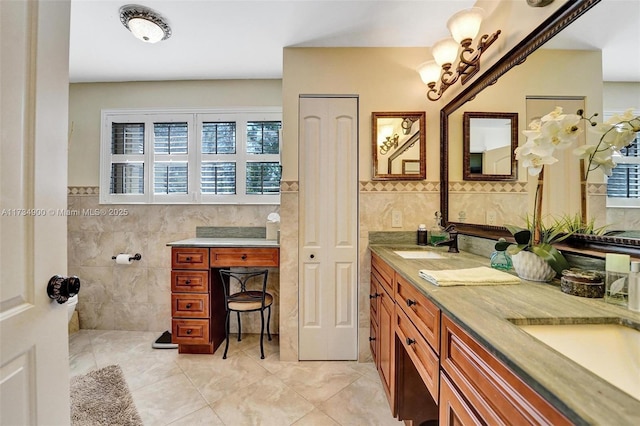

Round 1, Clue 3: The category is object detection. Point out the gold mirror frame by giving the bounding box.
[372,111,426,180]
[463,112,518,181]
[440,0,640,255]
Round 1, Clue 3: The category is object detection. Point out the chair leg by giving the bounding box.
[267,306,272,341]
[237,311,242,341]
[259,309,265,359]
[223,310,230,359]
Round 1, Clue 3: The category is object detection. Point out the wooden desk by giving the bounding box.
[170,246,279,354]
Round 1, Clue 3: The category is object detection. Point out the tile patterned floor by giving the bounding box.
[69,330,402,426]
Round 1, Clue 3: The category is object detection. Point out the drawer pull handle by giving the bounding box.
[186,303,192,309]
[185,256,192,262]
[369,293,380,299]
[406,337,416,346]
[369,337,376,342]
[406,299,417,307]
[186,329,192,335]
[185,279,191,285]
[241,254,247,260]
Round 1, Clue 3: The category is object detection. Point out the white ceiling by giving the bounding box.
[69,0,473,83]
[69,0,639,84]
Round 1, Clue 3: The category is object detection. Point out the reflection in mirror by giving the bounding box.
[372,112,425,180]
[463,112,517,181]
[440,0,640,252]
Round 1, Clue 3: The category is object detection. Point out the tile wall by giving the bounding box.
[67,187,280,333]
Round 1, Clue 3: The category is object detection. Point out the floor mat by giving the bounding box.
[152,330,178,349]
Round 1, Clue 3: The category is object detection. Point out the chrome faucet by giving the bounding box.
[434,224,459,253]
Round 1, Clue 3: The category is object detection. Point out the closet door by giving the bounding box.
[298,96,358,360]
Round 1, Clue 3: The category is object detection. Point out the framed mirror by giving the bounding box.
[440,0,640,254]
[463,112,518,181]
[372,111,425,180]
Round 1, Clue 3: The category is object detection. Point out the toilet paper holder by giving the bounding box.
[112,253,142,262]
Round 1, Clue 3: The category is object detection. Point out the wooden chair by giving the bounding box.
[218,269,272,359]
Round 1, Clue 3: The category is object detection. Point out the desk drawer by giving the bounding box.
[172,248,209,269]
[396,273,440,354]
[171,294,209,318]
[396,306,439,402]
[210,247,279,267]
[172,319,210,345]
[171,270,209,293]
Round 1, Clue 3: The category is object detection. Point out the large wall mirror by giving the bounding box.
[440,0,640,253]
[463,112,518,181]
[372,111,426,180]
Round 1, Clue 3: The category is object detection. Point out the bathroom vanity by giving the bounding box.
[168,238,279,354]
[369,245,640,426]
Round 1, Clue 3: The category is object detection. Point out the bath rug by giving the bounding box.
[70,364,143,426]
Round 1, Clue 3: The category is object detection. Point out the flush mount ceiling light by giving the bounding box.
[119,4,172,43]
[417,7,501,102]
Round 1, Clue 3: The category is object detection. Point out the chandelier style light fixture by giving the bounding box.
[417,8,501,101]
[119,4,172,43]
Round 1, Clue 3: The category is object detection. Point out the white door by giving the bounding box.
[1,1,71,424]
[299,96,358,360]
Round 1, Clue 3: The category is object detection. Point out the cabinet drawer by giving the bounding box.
[172,319,210,345]
[395,307,439,402]
[396,273,440,354]
[171,270,209,293]
[210,247,279,267]
[371,252,394,297]
[171,294,209,318]
[441,315,571,426]
[172,248,209,269]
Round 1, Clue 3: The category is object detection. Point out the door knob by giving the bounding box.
[47,275,81,304]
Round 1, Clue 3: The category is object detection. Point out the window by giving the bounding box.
[605,110,640,208]
[100,108,281,204]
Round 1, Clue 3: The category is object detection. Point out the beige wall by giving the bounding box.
[69,79,282,186]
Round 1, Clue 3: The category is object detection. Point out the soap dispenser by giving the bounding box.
[429,212,447,246]
[417,224,428,246]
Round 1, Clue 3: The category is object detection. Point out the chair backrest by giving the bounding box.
[219,269,269,307]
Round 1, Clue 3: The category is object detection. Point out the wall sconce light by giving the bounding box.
[120,4,172,43]
[417,7,501,101]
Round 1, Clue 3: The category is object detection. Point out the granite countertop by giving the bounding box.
[167,238,279,248]
[370,244,640,426]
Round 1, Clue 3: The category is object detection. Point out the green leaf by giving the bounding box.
[530,244,570,275]
[494,241,512,251]
[513,230,532,246]
[505,224,527,236]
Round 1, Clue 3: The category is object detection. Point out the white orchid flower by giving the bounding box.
[573,144,596,159]
[538,116,581,150]
[520,153,558,176]
[589,150,617,176]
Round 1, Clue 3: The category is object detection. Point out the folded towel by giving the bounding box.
[418,266,520,287]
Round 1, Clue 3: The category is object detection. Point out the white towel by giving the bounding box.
[418,266,520,287]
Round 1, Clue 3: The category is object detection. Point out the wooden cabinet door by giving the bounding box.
[378,285,396,415]
[440,374,483,426]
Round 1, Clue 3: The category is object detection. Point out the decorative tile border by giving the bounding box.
[70,182,605,196]
[359,181,439,192]
[449,181,528,193]
[68,186,99,196]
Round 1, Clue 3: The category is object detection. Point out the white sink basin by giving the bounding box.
[519,322,640,400]
[394,250,445,260]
